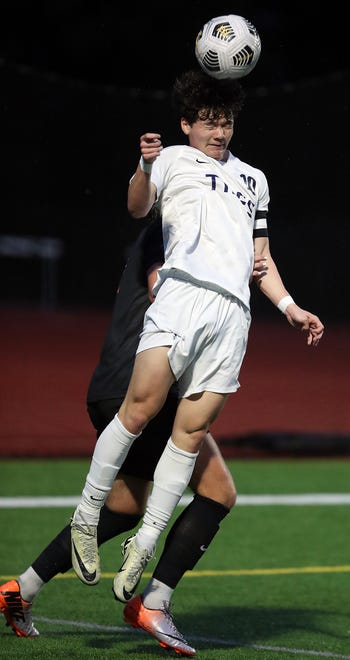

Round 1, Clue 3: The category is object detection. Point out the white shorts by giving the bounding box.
[136,277,251,398]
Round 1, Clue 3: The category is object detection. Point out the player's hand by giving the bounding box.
[140,133,163,164]
[285,305,324,346]
[250,254,268,283]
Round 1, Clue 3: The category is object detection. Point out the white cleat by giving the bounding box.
[71,512,100,585]
[113,535,154,603]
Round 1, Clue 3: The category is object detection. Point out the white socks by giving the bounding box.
[74,415,140,524]
[135,438,198,552]
[142,578,173,610]
[18,567,44,603]
[75,419,198,553]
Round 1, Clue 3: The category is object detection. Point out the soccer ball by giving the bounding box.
[195,14,261,80]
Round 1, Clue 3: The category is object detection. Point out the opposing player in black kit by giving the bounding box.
[2,213,266,656]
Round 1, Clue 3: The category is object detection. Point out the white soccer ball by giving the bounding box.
[195,14,261,80]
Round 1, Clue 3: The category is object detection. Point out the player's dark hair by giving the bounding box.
[172,68,245,125]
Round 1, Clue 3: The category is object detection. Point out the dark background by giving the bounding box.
[1,1,349,320]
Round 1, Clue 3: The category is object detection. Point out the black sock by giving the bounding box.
[152,493,229,589]
[31,505,141,582]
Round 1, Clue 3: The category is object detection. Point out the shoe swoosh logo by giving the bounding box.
[123,587,133,601]
[72,542,97,582]
[200,545,207,552]
[118,557,129,571]
[113,579,133,603]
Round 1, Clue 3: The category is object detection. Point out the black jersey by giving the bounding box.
[87,219,164,403]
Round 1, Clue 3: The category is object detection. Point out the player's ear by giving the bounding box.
[181,118,191,135]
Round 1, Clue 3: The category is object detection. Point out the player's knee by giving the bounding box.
[195,473,237,510]
[224,481,237,509]
[118,404,154,435]
[215,476,237,509]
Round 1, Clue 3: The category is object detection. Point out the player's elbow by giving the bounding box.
[127,202,148,219]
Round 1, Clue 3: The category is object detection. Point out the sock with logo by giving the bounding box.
[74,415,140,524]
[151,494,229,589]
[135,438,198,552]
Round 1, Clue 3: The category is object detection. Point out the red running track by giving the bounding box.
[0,306,349,457]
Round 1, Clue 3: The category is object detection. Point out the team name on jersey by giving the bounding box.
[205,171,257,218]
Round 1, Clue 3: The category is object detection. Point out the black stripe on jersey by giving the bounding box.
[253,227,269,238]
[255,210,267,219]
[254,210,268,238]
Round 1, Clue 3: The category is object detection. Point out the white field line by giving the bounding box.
[34,616,350,658]
[1,493,350,508]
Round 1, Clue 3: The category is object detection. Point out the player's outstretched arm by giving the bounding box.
[253,237,324,347]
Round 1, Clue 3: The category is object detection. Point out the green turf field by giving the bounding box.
[1,458,349,659]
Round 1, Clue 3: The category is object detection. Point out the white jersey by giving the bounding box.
[150,145,269,309]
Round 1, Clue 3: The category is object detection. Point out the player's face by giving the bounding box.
[181,113,234,161]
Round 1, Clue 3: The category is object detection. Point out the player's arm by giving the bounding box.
[128,133,162,219]
[253,236,324,346]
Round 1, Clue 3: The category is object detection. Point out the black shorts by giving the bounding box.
[87,394,178,481]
